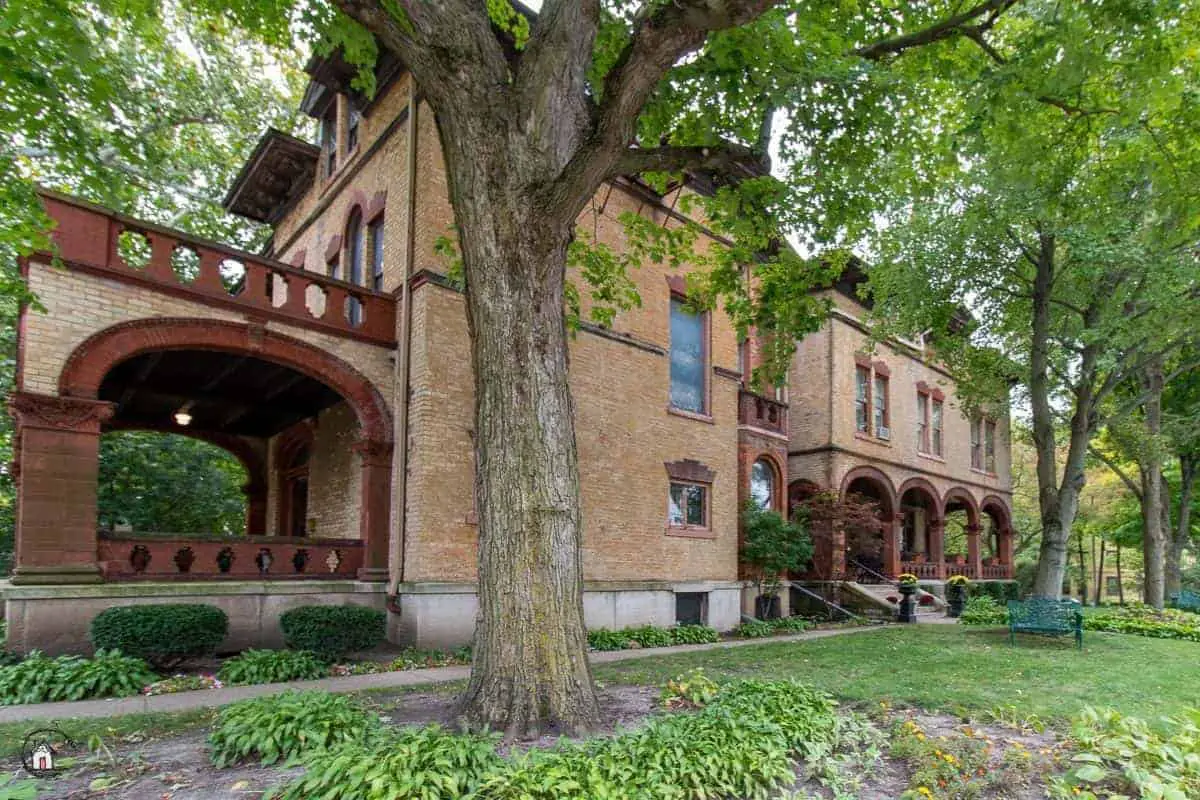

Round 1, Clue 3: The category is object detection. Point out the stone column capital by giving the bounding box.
[353,439,394,468]
[9,392,114,434]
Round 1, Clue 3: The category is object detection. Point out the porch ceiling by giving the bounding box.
[98,350,343,437]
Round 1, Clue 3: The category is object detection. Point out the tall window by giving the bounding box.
[873,373,889,438]
[669,297,706,414]
[668,482,707,528]
[368,216,384,291]
[931,398,943,457]
[855,366,870,432]
[970,418,983,470]
[346,107,361,152]
[749,459,775,509]
[917,392,929,452]
[984,420,997,473]
[320,106,337,177]
[345,211,364,326]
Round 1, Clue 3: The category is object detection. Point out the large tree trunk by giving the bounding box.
[437,112,599,736]
[1141,359,1166,608]
[1166,454,1196,597]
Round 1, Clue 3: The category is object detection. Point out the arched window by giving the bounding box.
[345,210,364,325]
[750,458,776,509]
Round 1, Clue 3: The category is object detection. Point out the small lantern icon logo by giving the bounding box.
[31,743,53,771]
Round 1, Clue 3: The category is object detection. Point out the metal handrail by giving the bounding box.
[789,583,865,623]
[848,558,897,586]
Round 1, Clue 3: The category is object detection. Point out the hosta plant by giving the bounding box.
[217,649,329,686]
[0,650,156,705]
[661,668,719,709]
[669,624,720,644]
[209,690,375,767]
[734,619,775,638]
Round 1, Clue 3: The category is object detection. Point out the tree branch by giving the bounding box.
[1089,445,1143,499]
[853,0,1020,61]
[607,142,765,180]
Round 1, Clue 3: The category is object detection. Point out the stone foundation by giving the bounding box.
[389,580,744,650]
[2,580,387,655]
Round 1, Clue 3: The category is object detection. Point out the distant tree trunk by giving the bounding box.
[1095,539,1105,605]
[1077,531,1088,604]
[1029,234,1095,598]
[1166,454,1196,597]
[1141,359,1166,608]
[1116,543,1125,605]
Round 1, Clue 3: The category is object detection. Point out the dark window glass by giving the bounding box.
[346,107,361,152]
[855,366,870,432]
[345,211,364,325]
[669,298,705,413]
[932,399,943,456]
[369,217,384,291]
[917,392,929,452]
[750,459,774,509]
[873,374,889,438]
[320,107,337,176]
[668,482,706,527]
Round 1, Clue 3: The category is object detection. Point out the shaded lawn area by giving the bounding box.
[593,624,1195,723]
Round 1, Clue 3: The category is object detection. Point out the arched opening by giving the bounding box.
[23,319,395,583]
[276,425,313,538]
[749,456,779,510]
[898,479,942,575]
[97,430,249,535]
[841,468,896,578]
[981,496,1015,578]
[943,488,980,576]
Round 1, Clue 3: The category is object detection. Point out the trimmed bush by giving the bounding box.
[209,690,375,767]
[0,650,156,705]
[218,649,329,686]
[90,604,228,669]
[279,605,386,660]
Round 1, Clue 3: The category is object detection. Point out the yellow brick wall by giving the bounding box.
[307,403,362,539]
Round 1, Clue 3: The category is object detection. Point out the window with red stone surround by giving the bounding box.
[854,355,892,442]
[667,276,711,421]
[916,381,946,458]
[664,459,715,538]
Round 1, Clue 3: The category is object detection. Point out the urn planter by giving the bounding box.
[946,584,967,618]
[897,584,918,623]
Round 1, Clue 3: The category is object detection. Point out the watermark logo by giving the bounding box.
[20,727,76,777]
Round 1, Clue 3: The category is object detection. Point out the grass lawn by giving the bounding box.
[594,624,1196,723]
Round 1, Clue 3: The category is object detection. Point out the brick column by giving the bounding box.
[966,523,982,579]
[929,518,946,580]
[884,514,902,578]
[354,439,393,582]
[244,481,268,536]
[9,392,114,584]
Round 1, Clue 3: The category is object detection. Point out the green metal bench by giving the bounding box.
[1171,589,1200,612]
[1007,598,1083,649]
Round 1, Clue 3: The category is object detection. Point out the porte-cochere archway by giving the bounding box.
[11,318,392,584]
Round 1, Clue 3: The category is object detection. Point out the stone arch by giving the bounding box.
[58,318,392,445]
[942,486,980,527]
[56,318,392,580]
[981,495,1012,528]
[896,476,943,520]
[839,465,897,519]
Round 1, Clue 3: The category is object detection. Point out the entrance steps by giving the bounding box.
[843,581,947,620]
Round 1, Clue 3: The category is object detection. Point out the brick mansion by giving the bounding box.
[3,51,1014,653]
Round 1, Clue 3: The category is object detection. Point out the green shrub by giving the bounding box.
[959,596,1009,626]
[770,616,809,633]
[279,605,386,660]
[209,690,374,767]
[1083,605,1200,642]
[0,650,156,705]
[661,668,719,709]
[586,628,630,651]
[1049,706,1200,799]
[90,604,228,668]
[733,619,775,638]
[218,649,329,686]
[475,680,840,799]
[270,725,504,800]
[970,581,1020,604]
[669,624,720,645]
[624,625,673,648]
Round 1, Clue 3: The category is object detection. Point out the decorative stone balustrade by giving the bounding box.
[98,532,364,581]
[738,390,788,436]
[37,191,396,346]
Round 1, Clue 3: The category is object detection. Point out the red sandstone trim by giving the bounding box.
[664,458,716,484]
[57,318,393,445]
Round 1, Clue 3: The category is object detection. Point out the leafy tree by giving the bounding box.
[97,431,247,535]
[865,1,1200,602]
[740,501,812,617]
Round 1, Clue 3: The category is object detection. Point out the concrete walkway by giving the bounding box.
[0,624,886,724]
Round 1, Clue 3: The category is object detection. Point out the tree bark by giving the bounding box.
[1166,453,1196,597]
[1095,538,1105,605]
[1140,358,1166,608]
[1076,529,1088,604]
[1115,543,1125,605]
